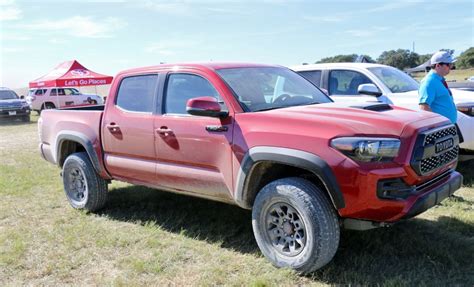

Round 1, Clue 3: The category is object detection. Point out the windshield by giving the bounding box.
[368,66,419,93]
[0,90,19,100]
[216,67,332,112]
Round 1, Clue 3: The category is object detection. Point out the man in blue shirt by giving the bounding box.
[418,51,457,124]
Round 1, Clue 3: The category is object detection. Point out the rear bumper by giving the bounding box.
[402,171,463,219]
[39,143,55,164]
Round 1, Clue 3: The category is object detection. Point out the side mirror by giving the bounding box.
[20,95,25,99]
[186,96,228,118]
[358,84,382,97]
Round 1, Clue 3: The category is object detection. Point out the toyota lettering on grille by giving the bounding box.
[435,138,454,154]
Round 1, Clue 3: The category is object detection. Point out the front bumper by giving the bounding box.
[0,108,30,118]
[401,170,462,219]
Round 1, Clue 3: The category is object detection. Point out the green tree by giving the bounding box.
[377,49,420,70]
[455,47,474,69]
[316,54,375,64]
[440,48,455,55]
[418,54,431,65]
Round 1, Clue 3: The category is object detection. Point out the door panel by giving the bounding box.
[154,72,234,200]
[102,74,159,185]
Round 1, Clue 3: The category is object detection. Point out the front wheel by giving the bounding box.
[62,152,108,212]
[252,177,340,274]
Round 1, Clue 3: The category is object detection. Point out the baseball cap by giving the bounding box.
[430,51,456,65]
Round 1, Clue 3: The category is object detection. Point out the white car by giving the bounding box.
[291,63,474,160]
[26,87,103,113]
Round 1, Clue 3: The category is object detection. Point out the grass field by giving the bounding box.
[1,115,473,286]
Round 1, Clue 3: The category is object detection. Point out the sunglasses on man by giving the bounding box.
[439,62,453,68]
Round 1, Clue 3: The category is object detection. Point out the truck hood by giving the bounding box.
[252,102,446,137]
[0,99,25,106]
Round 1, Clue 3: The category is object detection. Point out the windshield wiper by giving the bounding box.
[255,106,285,112]
[298,101,320,106]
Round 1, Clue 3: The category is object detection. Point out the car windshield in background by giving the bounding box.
[216,67,331,112]
[368,66,419,93]
[0,90,19,100]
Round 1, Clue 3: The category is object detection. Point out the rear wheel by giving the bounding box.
[252,177,340,274]
[62,152,108,212]
[21,115,30,122]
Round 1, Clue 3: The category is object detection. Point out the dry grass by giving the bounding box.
[1,115,473,286]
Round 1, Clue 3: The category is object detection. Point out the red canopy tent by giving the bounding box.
[29,60,113,88]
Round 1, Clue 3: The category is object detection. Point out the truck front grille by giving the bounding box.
[0,103,22,110]
[424,126,457,145]
[411,125,459,176]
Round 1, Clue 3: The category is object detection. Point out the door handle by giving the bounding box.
[106,123,121,133]
[206,125,228,132]
[156,127,173,135]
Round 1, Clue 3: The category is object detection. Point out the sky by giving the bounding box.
[0,0,473,89]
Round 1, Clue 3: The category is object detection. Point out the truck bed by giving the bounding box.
[39,108,105,173]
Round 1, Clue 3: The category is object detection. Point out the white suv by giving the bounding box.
[26,87,103,113]
[291,63,474,160]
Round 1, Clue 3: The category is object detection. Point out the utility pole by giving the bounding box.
[412,41,415,53]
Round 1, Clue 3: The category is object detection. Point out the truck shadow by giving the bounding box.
[457,159,474,186]
[100,186,473,285]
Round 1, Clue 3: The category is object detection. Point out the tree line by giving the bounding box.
[316,47,474,70]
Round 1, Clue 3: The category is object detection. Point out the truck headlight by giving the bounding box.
[331,137,400,162]
[456,103,474,117]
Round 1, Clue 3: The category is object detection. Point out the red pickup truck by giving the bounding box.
[39,63,462,273]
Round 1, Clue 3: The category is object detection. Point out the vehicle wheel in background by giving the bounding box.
[22,115,30,122]
[252,177,340,274]
[62,152,108,212]
[42,103,56,111]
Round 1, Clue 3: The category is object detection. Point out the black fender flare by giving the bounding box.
[234,146,345,210]
[56,131,103,175]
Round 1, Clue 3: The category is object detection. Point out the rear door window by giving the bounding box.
[297,70,322,87]
[116,75,158,113]
[328,70,373,95]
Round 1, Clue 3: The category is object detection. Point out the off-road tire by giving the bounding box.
[252,177,340,274]
[62,152,108,212]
